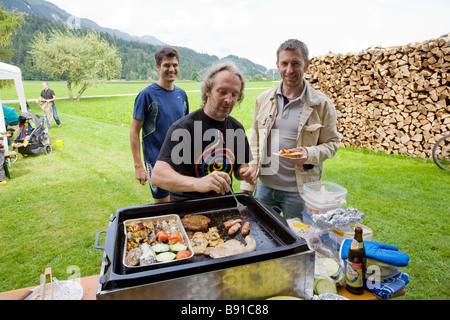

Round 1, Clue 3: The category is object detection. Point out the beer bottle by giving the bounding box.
[345,226,366,295]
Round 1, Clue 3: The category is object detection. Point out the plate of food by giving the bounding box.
[25,280,84,300]
[273,149,305,159]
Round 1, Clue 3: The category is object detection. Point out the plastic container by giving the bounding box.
[330,223,373,242]
[303,181,347,216]
[304,199,346,216]
[329,223,373,254]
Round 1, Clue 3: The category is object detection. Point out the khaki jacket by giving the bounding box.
[241,80,339,195]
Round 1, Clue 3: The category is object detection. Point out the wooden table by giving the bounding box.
[337,286,405,300]
[0,275,404,300]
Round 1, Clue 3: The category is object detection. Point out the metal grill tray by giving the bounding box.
[95,194,308,291]
[122,214,194,269]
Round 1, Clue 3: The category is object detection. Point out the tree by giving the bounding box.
[30,29,122,101]
[0,5,23,89]
[0,6,23,58]
[191,71,200,81]
[253,74,264,81]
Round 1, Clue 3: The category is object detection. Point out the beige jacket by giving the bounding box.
[39,101,53,124]
[241,80,339,195]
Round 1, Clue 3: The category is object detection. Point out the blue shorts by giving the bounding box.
[146,162,170,200]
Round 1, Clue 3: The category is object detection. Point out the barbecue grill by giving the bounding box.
[95,194,314,300]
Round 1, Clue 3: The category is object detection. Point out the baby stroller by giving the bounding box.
[12,112,52,156]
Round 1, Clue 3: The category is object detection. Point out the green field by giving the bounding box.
[0,81,448,300]
[0,80,274,101]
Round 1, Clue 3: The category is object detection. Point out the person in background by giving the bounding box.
[240,39,339,220]
[35,81,62,128]
[130,47,189,203]
[151,61,257,201]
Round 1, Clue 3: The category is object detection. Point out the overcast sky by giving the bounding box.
[48,0,450,69]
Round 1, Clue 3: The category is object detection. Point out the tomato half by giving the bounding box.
[155,231,168,242]
[176,250,191,259]
[170,232,182,244]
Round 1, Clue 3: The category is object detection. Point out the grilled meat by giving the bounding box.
[241,221,250,236]
[125,247,142,266]
[181,214,211,231]
[190,232,209,255]
[228,222,241,236]
[205,227,224,247]
[224,219,242,229]
[204,236,256,259]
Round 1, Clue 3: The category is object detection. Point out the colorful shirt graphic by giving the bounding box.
[195,129,235,177]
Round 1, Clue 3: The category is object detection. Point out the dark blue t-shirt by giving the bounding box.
[133,83,189,165]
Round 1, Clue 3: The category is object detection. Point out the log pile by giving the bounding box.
[307,33,450,159]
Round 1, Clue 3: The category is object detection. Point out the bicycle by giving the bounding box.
[432,133,450,171]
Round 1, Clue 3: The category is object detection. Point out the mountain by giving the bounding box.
[2,0,273,81]
[0,0,166,46]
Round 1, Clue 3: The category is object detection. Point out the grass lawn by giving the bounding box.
[0,81,448,300]
[0,80,272,101]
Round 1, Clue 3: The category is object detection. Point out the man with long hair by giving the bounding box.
[151,61,256,201]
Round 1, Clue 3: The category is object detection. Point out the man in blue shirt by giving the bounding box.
[130,47,189,203]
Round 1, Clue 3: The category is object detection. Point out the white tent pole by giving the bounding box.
[0,98,6,133]
[0,62,28,156]
[0,97,10,154]
[15,78,28,113]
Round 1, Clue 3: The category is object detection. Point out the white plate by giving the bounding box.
[25,280,84,300]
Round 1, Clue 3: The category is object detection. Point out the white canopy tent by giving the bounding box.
[0,62,28,155]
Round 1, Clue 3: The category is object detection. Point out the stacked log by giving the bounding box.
[307,33,449,159]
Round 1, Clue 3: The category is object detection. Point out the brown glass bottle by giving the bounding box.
[345,226,366,295]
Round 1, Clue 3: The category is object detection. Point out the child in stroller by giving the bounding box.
[12,112,52,155]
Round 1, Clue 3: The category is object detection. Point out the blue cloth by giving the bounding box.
[301,209,313,222]
[366,272,409,299]
[341,239,410,267]
[133,83,189,165]
[2,105,19,124]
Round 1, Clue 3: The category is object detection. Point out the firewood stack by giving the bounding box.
[307,33,449,159]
